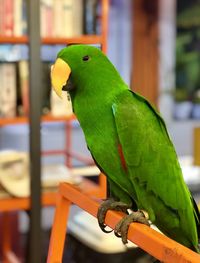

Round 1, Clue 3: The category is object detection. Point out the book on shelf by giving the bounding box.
[40,0,54,38]
[0,0,3,35]
[0,63,17,117]
[4,0,14,36]
[53,0,83,38]
[0,0,27,37]
[41,62,51,115]
[13,0,23,36]
[18,60,29,115]
[73,0,84,36]
[0,60,73,118]
[0,0,98,38]
[53,0,66,37]
[17,60,52,116]
[83,0,98,34]
[41,0,84,38]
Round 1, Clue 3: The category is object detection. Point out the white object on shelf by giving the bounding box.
[0,150,29,197]
[42,164,82,188]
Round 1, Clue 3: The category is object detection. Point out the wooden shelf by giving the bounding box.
[42,35,103,45]
[0,36,28,44]
[0,35,102,45]
[0,114,76,126]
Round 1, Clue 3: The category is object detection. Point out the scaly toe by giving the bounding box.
[97,199,114,230]
[114,210,150,244]
[97,198,132,235]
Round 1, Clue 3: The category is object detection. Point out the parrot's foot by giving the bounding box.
[114,210,150,244]
[97,198,131,233]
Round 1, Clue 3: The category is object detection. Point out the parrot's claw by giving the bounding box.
[99,223,113,233]
[114,210,150,244]
[97,198,131,233]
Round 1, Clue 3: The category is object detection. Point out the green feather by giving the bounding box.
[56,44,200,252]
[112,90,199,251]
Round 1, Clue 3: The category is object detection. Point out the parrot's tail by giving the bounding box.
[190,196,200,253]
[191,197,200,238]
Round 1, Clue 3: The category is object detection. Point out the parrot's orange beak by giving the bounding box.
[51,58,71,98]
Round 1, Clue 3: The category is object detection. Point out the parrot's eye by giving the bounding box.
[82,55,90,61]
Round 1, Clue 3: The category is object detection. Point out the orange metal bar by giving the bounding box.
[98,173,107,199]
[48,183,200,263]
[0,192,57,212]
[47,195,71,263]
[0,179,103,212]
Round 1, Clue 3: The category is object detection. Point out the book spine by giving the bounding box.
[41,0,54,37]
[21,0,27,35]
[13,0,22,36]
[84,0,97,34]
[18,60,29,116]
[4,0,14,36]
[53,0,63,37]
[0,0,6,35]
[0,64,2,117]
[73,0,83,36]
[40,0,47,37]
[1,63,17,117]
[0,0,4,35]
[46,0,53,37]
[62,0,74,37]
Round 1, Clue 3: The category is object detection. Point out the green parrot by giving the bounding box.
[51,44,200,252]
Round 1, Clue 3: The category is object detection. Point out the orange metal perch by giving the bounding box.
[47,182,200,263]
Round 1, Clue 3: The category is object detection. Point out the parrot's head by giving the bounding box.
[51,45,125,101]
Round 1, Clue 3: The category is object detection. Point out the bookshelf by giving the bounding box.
[0,0,109,261]
[0,0,109,121]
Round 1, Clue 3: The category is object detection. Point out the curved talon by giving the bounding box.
[97,198,132,236]
[114,230,122,238]
[99,223,113,233]
[114,219,123,238]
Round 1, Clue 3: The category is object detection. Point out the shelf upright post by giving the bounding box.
[101,0,109,53]
[27,0,42,262]
[99,0,109,198]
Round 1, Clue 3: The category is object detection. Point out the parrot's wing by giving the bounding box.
[112,90,200,237]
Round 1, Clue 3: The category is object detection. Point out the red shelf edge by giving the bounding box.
[0,35,103,45]
[0,114,76,126]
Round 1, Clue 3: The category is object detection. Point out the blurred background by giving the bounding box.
[0,0,200,262]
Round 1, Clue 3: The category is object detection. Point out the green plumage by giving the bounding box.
[56,45,200,252]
